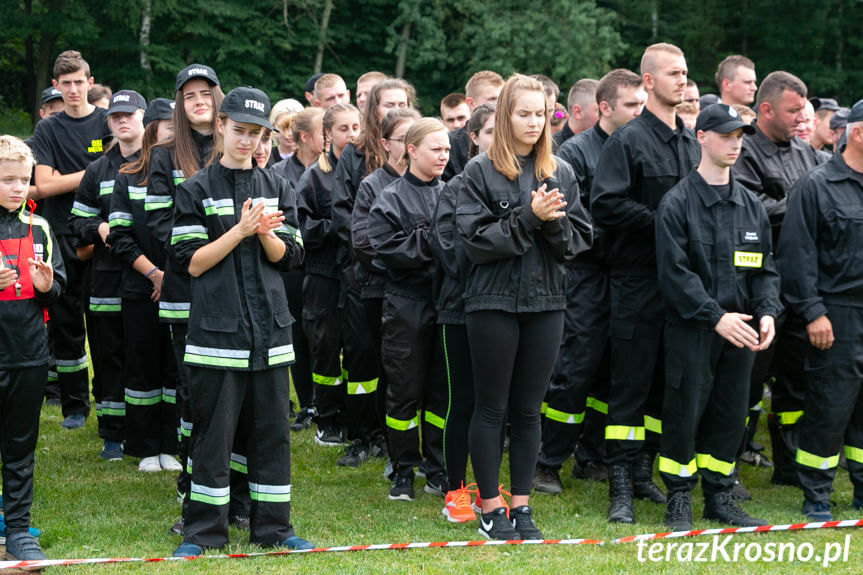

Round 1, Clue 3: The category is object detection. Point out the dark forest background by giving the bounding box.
[1,0,860,133]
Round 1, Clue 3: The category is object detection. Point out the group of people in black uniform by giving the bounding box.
[1,39,863,561]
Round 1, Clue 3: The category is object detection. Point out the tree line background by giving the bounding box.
[1,0,861,134]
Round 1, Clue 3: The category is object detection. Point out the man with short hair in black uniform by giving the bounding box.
[31,50,109,429]
[591,43,700,524]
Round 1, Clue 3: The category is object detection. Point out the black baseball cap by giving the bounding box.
[810,97,840,113]
[108,90,147,116]
[220,87,273,130]
[699,93,720,109]
[176,64,220,93]
[830,107,851,130]
[143,97,175,127]
[846,99,863,124]
[305,73,325,93]
[695,103,756,135]
[41,87,62,105]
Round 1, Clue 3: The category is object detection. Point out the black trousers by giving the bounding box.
[575,361,610,466]
[341,287,379,442]
[48,235,90,417]
[605,275,664,465]
[185,366,294,548]
[282,269,314,408]
[89,312,125,442]
[122,299,178,457]
[441,323,474,491]
[539,266,609,470]
[468,310,564,500]
[171,322,193,506]
[796,304,863,504]
[364,296,388,437]
[303,275,345,427]
[659,324,754,496]
[1,365,46,534]
[382,292,446,477]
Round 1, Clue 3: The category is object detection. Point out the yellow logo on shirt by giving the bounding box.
[734,251,762,268]
[87,139,103,153]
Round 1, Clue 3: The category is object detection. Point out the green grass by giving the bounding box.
[9,405,863,573]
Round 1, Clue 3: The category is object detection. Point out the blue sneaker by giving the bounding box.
[4,532,46,560]
[100,441,124,461]
[61,414,86,429]
[173,542,204,557]
[275,535,315,550]
[802,499,833,522]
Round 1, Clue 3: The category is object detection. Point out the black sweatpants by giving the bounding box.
[382,291,446,477]
[303,274,345,428]
[122,299,178,457]
[468,310,564,500]
[282,269,314,409]
[48,235,90,417]
[658,324,755,496]
[184,366,293,549]
[1,365,46,534]
[796,304,863,504]
[89,310,125,442]
[538,266,609,470]
[605,275,664,465]
[441,323,473,491]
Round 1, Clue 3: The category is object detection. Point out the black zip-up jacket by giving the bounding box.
[558,122,610,269]
[69,146,138,312]
[368,172,442,300]
[272,154,307,189]
[332,143,367,258]
[456,153,593,313]
[442,126,470,182]
[150,132,214,322]
[430,172,469,324]
[351,164,400,299]
[1,205,66,367]
[777,153,863,323]
[656,170,782,329]
[296,152,340,279]
[732,125,817,245]
[591,108,700,275]
[172,163,304,371]
[552,123,575,151]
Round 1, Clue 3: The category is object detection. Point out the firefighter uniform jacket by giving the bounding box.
[456,153,593,314]
[430,172,469,325]
[171,163,304,371]
[351,165,400,300]
[656,170,783,329]
[777,153,863,322]
[296,152,340,279]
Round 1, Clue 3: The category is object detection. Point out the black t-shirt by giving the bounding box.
[710,182,732,202]
[31,107,110,234]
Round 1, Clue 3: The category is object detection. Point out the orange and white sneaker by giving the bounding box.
[473,484,511,517]
[442,483,477,523]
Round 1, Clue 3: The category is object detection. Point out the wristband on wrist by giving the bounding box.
[145,267,159,278]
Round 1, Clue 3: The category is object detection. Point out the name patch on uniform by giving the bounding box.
[734,251,762,268]
[88,139,103,153]
[739,229,760,243]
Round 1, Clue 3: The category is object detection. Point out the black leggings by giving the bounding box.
[467,310,564,500]
[441,323,473,491]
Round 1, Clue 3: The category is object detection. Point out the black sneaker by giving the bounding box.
[369,435,388,458]
[532,466,563,494]
[314,426,344,446]
[511,505,543,539]
[573,460,608,482]
[704,492,767,526]
[229,514,250,531]
[478,507,519,540]
[664,491,693,531]
[170,517,184,536]
[337,439,369,468]
[291,407,316,431]
[730,467,752,501]
[389,473,415,501]
[424,473,448,497]
[4,531,46,561]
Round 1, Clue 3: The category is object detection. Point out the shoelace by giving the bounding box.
[474,484,512,516]
[451,482,477,508]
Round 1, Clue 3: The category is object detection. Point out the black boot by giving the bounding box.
[608,463,635,523]
[767,414,801,486]
[703,491,767,527]
[664,491,693,531]
[730,466,751,501]
[633,451,666,504]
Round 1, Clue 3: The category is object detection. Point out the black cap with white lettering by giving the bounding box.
[108,90,147,116]
[220,87,273,130]
[695,103,756,135]
[175,64,221,93]
[143,98,175,127]
[41,87,62,105]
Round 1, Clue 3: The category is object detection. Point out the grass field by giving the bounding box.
[4,403,863,574]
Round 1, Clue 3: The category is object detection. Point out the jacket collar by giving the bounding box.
[690,169,746,207]
[640,107,695,143]
[824,151,863,184]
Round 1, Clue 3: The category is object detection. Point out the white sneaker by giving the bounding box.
[160,454,182,471]
[139,456,161,472]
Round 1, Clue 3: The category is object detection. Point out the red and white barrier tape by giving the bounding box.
[1,520,860,571]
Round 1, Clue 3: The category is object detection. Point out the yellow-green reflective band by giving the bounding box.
[659,456,697,478]
[313,373,340,386]
[644,415,662,434]
[100,401,125,417]
[545,406,585,425]
[424,410,445,430]
[56,357,89,373]
[696,453,735,476]
[230,453,248,474]
[605,425,645,441]
[845,445,863,464]
[162,387,176,405]
[347,378,378,395]
[249,482,291,503]
[795,448,840,470]
[190,482,229,506]
[777,410,804,425]
[125,388,161,406]
[386,413,419,431]
[159,309,189,319]
[268,345,295,367]
[586,396,608,414]
[184,353,249,369]
[541,401,547,415]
